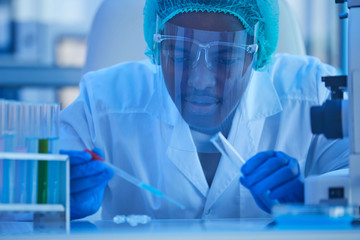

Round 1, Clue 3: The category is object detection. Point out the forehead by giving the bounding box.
[167,11,245,32]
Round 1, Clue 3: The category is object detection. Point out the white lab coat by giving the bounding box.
[60,53,349,220]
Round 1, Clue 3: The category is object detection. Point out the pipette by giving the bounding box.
[84,149,185,210]
[210,132,278,212]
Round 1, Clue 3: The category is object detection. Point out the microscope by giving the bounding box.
[308,0,360,216]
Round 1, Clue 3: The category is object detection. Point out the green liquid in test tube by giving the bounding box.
[37,139,48,204]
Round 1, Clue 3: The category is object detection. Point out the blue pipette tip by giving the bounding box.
[163,195,186,210]
[141,184,185,209]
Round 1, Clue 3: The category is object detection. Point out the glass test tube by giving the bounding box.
[37,104,49,204]
[211,132,278,212]
[0,99,5,203]
[2,101,18,203]
[25,103,40,204]
[14,102,27,204]
[0,101,61,205]
[47,103,60,204]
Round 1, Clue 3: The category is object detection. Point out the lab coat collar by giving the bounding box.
[166,117,209,197]
[145,75,209,197]
[145,73,179,126]
[239,69,283,121]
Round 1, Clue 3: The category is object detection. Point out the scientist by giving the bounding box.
[60,0,349,220]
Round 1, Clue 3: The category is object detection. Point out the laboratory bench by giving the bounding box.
[1,218,360,240]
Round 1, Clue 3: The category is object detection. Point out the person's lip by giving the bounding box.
[185,95,219,104]
[184,95,219,114]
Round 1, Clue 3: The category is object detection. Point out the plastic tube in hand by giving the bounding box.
[84,150,185,210]
[210,132,278,212]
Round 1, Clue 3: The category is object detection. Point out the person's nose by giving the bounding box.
[187,65,216,90]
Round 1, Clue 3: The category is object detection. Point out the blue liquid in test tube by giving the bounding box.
[25,137,39,203]
[47,137,60,204]
[3,134,15,203]
[15,103,27,204]
[0,100,5,203]
[0,101,17,203]
[47,104,60,204]
[0,136,3,203]
[14,159,27,203]
[25,104,40,204]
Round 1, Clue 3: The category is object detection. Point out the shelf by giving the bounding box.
[0,204,65,212]
[0,152,69,161]
[0,66,82,87]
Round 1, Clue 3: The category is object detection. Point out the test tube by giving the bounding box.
[0,99,5,203]
[15,103,27,153]
[47,103,60,204]
[210,132,278,213]
[0,100,5,150]
[2,100,18,203]
[37,104,49,204]
[25,103,40,204]
[14,102,27,203]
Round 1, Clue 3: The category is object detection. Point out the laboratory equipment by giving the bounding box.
[0,100,69,232]
[210,132,278,213]
[0,152,70,232]
[37,104,48,204]
[1,100,18,204]
[346,0,360,213]
[25,103,40,204]
[36,103,59,204]
[84,149,186,210]
[311,75,348,139]
[308,0,360,214]
[273,204,355,228]
[305,169,349,206]
[15,102,26,204]
[47,104,61,204]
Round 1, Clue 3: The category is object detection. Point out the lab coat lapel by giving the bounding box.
[166,117,209,197]
[231,70,283,157]
[146,72,209,197]
[205,70,283,210]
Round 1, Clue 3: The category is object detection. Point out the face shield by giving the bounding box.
[154,21,258,132]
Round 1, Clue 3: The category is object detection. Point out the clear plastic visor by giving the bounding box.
[154,22,258,131]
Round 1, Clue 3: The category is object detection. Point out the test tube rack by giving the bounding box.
[0,152,70,233]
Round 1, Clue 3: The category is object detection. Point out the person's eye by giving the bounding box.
[219,57,236,64]
[169,49,191,63]
[216,53,243,65]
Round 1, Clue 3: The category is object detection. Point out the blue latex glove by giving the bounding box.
[60,148,114,220]
[240,151,304,213]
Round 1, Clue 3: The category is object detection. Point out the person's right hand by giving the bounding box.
[60,148,114,220]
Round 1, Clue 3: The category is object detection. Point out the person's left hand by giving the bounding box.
[240,151,304,206]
